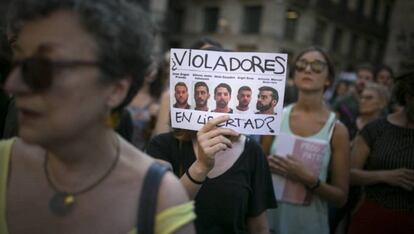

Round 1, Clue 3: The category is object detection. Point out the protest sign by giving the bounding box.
[170,48,287,135]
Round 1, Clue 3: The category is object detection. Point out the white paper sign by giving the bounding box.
[169,48,287,135]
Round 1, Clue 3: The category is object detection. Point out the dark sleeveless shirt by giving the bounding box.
[360,118,414,212]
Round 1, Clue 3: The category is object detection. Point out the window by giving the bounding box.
[371,0,379,20]
[203,7,219,33]
[313,19,327,46]
[383,1,392,26]
[348,33,358,58]
[169,8,185,33]
[136,0,150,10]
[331,27,343,53]
[356,0,365,16]
[364,39,373,60]
[242,6,262,34]
[284,9,300,40]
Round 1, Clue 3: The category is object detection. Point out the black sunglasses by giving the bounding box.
[11,57,100,91]
[295,59,327,74]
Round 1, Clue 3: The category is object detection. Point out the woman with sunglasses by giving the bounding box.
[0,0,195,233]
[348,71,414,234]
[267,47,350,234]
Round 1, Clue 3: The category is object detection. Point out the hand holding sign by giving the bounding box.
[269,155,317,187]
[195,115,240,172]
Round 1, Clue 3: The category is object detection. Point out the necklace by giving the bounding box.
[44,136,120,217]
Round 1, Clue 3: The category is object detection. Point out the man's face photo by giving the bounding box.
[175,84,189,106]
[256,90,276,112]
[195,85,209,107]
[237,89,252,108]
[215,87,230,109]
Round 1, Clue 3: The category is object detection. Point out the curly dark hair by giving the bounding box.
[7,0,154,112]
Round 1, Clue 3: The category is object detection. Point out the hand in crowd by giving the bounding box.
[195,115,240,172]
[381,168,414,191]
[268,155,317,186]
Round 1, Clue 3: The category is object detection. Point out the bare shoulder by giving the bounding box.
[332,121,349,143]
[157,172,190,212]
[118,137,155,177]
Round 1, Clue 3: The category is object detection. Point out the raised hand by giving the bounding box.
[195,115,240,172]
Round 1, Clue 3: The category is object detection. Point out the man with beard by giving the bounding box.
[174,82,191,109]
[235,86,253,114]
[256,86,278,114]
[212,83,233,113]
[194,82,210,111]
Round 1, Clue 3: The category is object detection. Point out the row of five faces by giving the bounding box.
[173,82,279,115]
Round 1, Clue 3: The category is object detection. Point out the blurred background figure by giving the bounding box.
[128,60,167,150]
[375,64,394,87]
[356,82,390,132]
[329,79,354,106]
[332,64,375,139]
[349,71,414,234]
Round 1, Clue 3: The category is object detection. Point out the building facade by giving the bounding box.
[164,0,394,70]
[384,0,414,74]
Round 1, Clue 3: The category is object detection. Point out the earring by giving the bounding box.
[105,111,120,129]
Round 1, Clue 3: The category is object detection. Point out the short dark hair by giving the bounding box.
[393,71,414,106]
[175,82,187,91]
[194,81,209,92]
[356,63,374,74]
[238,86,251,94]
[259,86,278,102]
[292,46,336,89]
[375,64,394,81]
[7,0,154,112]
[214,83,231,95]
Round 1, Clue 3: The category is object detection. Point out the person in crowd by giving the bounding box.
[173,82,191,109]
[348,71,414,234]
[128,61,165,150]
[355,83,390,132]
[329,79,353,106]
[329,82,390,234]
[332,63,375,139]
[211,83,233,113]
[267,46,350,234]
[0,0,195,233]
[235,86,253,114]
[374,64,393,87]
[375,64,401,114]
[147,115,277,233]
[256,86,279,115]
[193,81,210,111]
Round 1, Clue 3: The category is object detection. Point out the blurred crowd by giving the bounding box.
[0,0,413,234]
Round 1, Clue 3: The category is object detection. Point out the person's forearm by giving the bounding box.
[350,168,388,186]
[247,212,269,234]
[311,182,348,207]
[180,161,209,199]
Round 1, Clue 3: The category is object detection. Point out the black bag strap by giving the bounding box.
[137,162,169,234]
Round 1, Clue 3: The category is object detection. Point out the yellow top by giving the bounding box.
[0,139,195,234]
